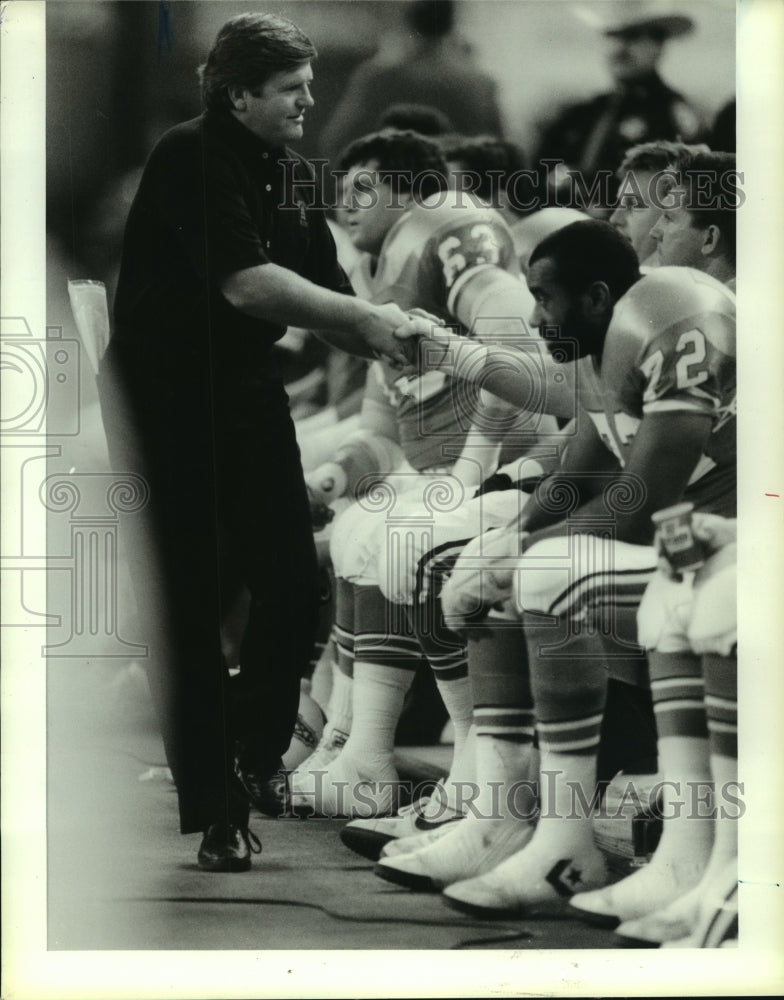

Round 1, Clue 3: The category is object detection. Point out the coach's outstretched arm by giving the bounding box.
[222,263,430,367]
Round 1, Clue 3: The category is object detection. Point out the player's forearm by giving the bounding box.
[450,429,503,489]
[513,471,598,537]
[221,263,377,358]
[417,335,576,419]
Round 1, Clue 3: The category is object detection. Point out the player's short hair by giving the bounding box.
[377,103,455,136]
[529,220,641,302]
[198,13,317,110]
[616,140,710,178]
[405,0,455,38]
[673,150,738,265]
[337,130,449,201]
[439,134,528,205]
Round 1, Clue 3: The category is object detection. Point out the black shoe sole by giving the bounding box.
[441,892,526,920]
[617,933,661,948]
[566,901,621,929]
[339,828,394,861]
[442,891,571,921]
[197,855,252,873]
[373,861,439,892]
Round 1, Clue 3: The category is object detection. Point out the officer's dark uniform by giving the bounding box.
[536,71,705,208]
[100,110,351,835]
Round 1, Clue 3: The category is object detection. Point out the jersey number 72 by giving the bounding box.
[641,328,709,403]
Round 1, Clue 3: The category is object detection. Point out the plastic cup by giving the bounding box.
[651,501,708,573]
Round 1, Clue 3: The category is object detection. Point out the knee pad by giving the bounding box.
[329,501,385,584]
[636,572,694,653]
[376,497,484,605]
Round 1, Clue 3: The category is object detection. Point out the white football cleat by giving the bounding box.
[288,750,403,818]
[340,788,465,861]
[374,816,534,892]
[380,819,465,859]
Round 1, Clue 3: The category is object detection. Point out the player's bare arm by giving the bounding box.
[407,267,577,419]
[522,409,713,548]
[514,409,621,539]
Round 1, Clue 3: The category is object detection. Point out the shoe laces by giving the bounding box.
[241,828,262,854]
[307,730,348,766]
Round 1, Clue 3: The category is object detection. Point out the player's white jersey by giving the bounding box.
[584,267,736,515]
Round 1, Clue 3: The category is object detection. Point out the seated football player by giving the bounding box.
[286,132,579,821]
[377,164,737,911]
[439,133,530,225]
[570,514,738,948]
[339,207,589,859]
[608,138,710,267]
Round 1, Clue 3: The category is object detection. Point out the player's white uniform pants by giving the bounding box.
[637,543,737,752]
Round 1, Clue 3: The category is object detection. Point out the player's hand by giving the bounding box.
[654,513,737,580]
[441,528,527,628]
[691,513,737,551]
[394,307,446,339]
[362,302,425,368]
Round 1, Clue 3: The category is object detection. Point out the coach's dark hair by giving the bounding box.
[405,0,455,38]
[337,130,449,200]
[674,150,738,266]
[198,13,317,110]
[529,220,641,302]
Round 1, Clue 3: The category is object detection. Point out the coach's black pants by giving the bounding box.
[99,341,320,834]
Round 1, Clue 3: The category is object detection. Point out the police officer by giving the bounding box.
[535,5,706,212]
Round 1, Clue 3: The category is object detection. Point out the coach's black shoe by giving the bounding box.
[236,763,290,817]
[197,823,261,873]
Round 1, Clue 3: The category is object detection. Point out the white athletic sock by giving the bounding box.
[464,734,536,820]
[434,674,473,757]
[289,660,413,818]
[616,750,739,944]
[571,735,714,924]
[322,663,353,744]
[440,725,477,812]
[309,644,334,715]
[340,661,413,763]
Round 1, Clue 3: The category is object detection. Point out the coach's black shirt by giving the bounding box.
[113,109,351,384]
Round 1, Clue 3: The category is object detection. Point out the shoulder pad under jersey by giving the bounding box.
[608,266,735,357]
[374,191,519,304]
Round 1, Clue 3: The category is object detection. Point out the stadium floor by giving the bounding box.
[46,660,623,953]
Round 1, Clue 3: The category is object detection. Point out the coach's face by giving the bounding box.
[230,62,314,145]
